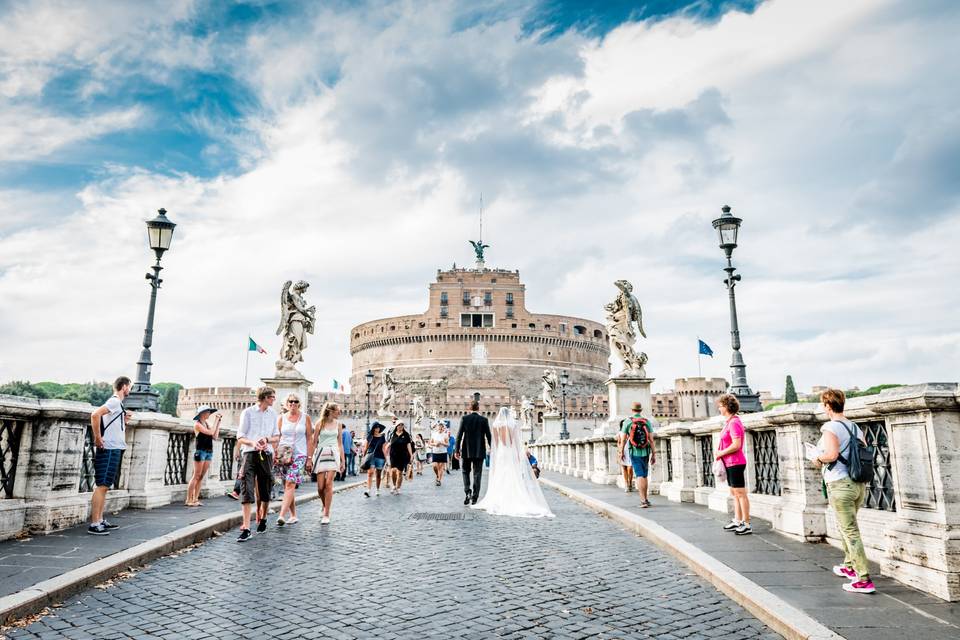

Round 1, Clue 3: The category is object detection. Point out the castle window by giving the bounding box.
[506,308,513,318]
[483,292,492,306]
[511,323,517,328]
[528,323,535,329]
[354,333,360,339]
[573,325,586,335]
[544,324,551,330]
[440,307,448,318]
[506,293,513,305]
[440,291,448,304]
[461,313,494,328]
[593,329,602,338]
[462,291,471,305]
[491,278,497,283]
[560,323,567,332]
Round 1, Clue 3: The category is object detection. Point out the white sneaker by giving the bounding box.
[376,489,380,496]
[286,517,299,525]
[723,519,742,531]
[321,515,330,524]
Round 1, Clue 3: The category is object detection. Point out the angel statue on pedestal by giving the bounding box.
[605,279,648,376]
[541,370,559,415]
[276,280,316,374]
[378,368,398,418]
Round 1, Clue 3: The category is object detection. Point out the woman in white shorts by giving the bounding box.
[311,402,345,524]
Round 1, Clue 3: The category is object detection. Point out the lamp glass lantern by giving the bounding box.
[146,208,176,258]
[560,370,569,386]
[712,205,741,253]
[365,370,375,386]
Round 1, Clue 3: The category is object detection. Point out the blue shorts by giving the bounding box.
[194,449,214,462]
[94,448,123,487]
[372,457,385,470]
[630,454,650,478]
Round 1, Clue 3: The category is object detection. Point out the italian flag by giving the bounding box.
[248,337,267,354]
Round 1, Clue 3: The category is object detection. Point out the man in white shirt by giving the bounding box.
[87,376,132,535]
[236,386,280,543]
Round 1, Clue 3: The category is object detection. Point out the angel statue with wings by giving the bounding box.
[541,369,559,415]
[276,280,316,371]
[378,368,398,418]
[604,279,648,376]
[469,239,490,265]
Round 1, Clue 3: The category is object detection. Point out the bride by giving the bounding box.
[472,407,554,518]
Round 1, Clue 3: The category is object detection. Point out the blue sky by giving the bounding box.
[1,0,958,395]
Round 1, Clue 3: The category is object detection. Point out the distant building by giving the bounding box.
[652,391,679,418]
[675,377,729,419]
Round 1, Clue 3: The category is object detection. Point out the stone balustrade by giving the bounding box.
[530,383,960,601]
[0,395,237,541]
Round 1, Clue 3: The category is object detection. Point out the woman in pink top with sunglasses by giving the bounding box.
[715,393,751,535]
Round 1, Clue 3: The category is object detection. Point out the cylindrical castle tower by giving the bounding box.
[349,266,610,412]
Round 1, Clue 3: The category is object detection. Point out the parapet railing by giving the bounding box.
[0,395,236,541]
[529,383,960,602]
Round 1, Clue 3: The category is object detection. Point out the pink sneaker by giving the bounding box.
[842,580,876,594]
[832,565,858,580]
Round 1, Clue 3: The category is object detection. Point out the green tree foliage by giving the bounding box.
[784,375,798,404]
[846,384,903,398]
[0,380,49,398]
[154,382,183,417]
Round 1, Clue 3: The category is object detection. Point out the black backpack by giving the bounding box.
[829,420,875,484]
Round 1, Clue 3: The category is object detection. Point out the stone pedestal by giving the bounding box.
[261,371,313,408]
[599,375,654,436]
[540,413,562,441]
[590,438,621,485]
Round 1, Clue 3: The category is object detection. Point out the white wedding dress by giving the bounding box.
[472,407,554,518]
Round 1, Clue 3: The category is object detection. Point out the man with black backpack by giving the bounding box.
[618,402,656,508]
[812,388,876,594]
[87,376,132,535]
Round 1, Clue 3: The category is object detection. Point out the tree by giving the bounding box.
[784,375,798,404]
[0,380,49,399]
[154,382,183,417]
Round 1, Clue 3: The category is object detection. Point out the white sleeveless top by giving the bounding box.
[280,412,308,457]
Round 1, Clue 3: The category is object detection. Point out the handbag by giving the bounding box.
[313,446,336,467]
[712,459,727,483]
[275,443,295,467]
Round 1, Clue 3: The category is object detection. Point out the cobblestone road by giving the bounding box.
[5,474,781,639]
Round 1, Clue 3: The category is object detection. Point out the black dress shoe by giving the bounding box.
[463,494,471,505]
[471,497,478,505]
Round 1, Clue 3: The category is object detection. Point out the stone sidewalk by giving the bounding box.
[542,472,960,640]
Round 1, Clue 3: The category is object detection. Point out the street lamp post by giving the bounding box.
[591,398,598,431]
[711,205,762,413]
[560,369,570,440]
[126,208,176,412]
[365,369,374,429]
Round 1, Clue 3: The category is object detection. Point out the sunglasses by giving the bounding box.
[288,400,300,404]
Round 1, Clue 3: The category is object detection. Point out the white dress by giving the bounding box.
[472,408,554,518]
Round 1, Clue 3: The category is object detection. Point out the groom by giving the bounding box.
[455,400,492,505]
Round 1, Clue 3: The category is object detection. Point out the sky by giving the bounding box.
[1,0,958,397]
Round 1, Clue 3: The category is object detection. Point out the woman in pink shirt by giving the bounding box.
[714,394,751,535]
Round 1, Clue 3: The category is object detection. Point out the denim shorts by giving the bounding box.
[372,457,385,470]
[94,448,123,487]
[630,454,650,478]
[194,449,214,462]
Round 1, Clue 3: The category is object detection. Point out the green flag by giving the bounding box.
[248,337,266,354]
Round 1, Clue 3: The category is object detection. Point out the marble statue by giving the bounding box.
[429,409,440,424]
[378,368,398,417]
[412,395,426,426]
[520,395,534,432]
[541,369,559,415]
[276,280,316,373]
[605,279,648,376]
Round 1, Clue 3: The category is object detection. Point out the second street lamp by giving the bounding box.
[560,369,570,440]
[126,208,176,413]
[365,369,374,430]
[711,205,762,413]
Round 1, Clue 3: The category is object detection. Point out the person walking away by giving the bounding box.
[715,394,751,535]
[618,402,656,508]
[362,423,388,497]
[616,424,634,493]
[344,429,357,476]
[312,402,346,524]
[447,426,458,474]
[87,376,132,535]
[275,394,313,526]
[388,422,414,494]
[414,434,426,475]
[455,400,493,505]
[236,386,280,542]
[429,421,449,486]
[186,406,221,507]
[813,388,875,594]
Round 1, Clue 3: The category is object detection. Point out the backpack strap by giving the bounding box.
[100,408,125,438]
[826,420,856,470]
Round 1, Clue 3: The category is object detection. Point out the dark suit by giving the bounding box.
[457,412,492,500]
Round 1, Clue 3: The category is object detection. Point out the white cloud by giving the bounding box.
[1,0,958,402]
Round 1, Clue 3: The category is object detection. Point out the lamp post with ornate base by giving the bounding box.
[365,369,374,430]
[126,209,176,413]
[712,205,761,413]
[560,369,570,440]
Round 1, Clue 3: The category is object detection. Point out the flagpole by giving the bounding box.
[697,337,702,377]
[244,335,250,388]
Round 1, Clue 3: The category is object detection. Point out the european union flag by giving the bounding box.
[698,339,714,357]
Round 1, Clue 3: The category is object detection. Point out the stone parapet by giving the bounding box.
[0,395,237,541]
